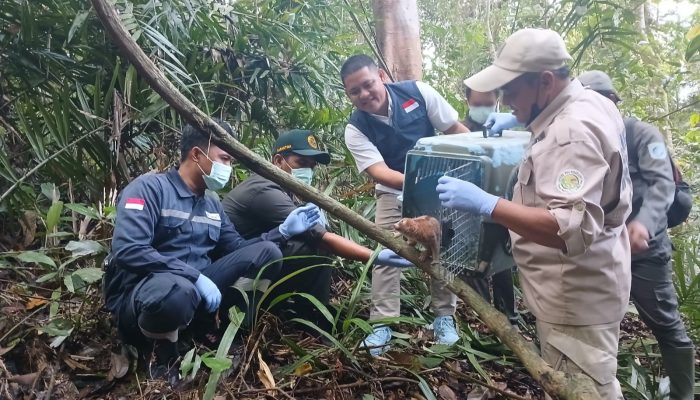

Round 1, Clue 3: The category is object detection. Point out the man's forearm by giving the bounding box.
[366,163,404,190]
[443,121,469,135]
[320,232,373,262]
[491,199,566,250]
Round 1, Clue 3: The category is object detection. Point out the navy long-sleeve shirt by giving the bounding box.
[104,168,283,312]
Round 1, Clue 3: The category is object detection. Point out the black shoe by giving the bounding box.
[142,340,181,384]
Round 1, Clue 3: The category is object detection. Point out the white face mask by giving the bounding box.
[468,105,497,125]
[196,148,232,191]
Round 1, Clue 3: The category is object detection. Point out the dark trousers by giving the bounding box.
[116,241,283,346]
[630,254,693,349]
[264,239,334,329]
[465,268,519,326]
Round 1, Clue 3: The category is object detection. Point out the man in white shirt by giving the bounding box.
[341,54,468,355]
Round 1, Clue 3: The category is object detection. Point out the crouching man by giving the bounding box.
[103,121,321,379]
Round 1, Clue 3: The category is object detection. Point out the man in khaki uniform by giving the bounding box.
[436,28,632,399]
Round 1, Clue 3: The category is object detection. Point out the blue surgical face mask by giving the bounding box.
[282,157,314,186]
[291,167,314,186]
[196,148,232,191]
[468,105,497,125]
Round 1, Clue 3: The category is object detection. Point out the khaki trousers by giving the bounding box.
[370,191,457,321]
[537,320,624,400]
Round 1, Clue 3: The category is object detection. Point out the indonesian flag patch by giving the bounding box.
[124,198,145,210]
[402,99,419,113]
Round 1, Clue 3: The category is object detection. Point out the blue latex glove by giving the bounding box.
[195,274,221,313]
[317,208,328,228]
[279,203,321,239]
[436,176,500,216]
[484,112,520,135]
[374,249,413,268]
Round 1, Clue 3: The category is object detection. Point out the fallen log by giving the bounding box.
[89,1,599,398]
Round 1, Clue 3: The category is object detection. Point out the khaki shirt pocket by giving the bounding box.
[515,161,535,205]
[546,328,617,386]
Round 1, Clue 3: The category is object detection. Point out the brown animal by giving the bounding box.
[394,216,441,265]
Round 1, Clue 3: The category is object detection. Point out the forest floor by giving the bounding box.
[0,269,665,400]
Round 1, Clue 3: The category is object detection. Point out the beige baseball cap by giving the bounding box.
[464,28,572,92]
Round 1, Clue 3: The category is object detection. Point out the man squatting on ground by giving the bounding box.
[222,129,412,331]
[104,121,323,377]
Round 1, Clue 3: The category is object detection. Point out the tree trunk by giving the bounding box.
[90,0,600,398]
[372,0,422,80]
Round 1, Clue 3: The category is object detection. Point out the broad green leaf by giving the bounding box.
[36,272,57,283]
[72,267,104,284]
[65,240,105,257]
[64,203,101,220]
[201,356,232,373]
[49,290,61,319]
[686,25,700,61]
[40,183,59,202]
[418,356,443,369]
[46,201,64,232]
[64,274,76,293]
[14,251,56,268]
[40,318,73,337]
[180,347,197,377]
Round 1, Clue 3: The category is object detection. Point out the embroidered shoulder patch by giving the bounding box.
[556,169,584,194]
[647,142,667,160]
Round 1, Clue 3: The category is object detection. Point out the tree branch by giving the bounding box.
[89,0,599,398]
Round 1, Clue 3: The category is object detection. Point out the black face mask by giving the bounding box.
[527,75,546,126]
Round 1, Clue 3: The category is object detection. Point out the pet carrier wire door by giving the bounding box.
[439,164,483,282]
[401,131,530,281]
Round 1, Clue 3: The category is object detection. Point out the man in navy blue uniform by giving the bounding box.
[104,121,321,378]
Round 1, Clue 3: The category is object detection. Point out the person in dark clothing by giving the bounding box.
[222,129,411,329]
[579,70,695,400]
[104,121,322,379]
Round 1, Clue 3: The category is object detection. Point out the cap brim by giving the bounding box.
[292,149,331,165]
[463,65,525,92]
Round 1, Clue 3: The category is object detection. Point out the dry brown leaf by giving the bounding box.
[256,351,275,390]
[387,351,419,368]
[63,357,90,371]
[25,296,48,310]
[437,384,458,400]
[467,385,496,400]
[19,211,37,250]
[8,372,39,386]
[293,362,312,377]
[107,351,129,381]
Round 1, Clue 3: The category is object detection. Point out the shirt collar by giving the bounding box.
[167,167,196,198]
[527,79,583,140]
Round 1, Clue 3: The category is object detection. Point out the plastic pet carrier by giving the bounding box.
[401,130,529,280]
